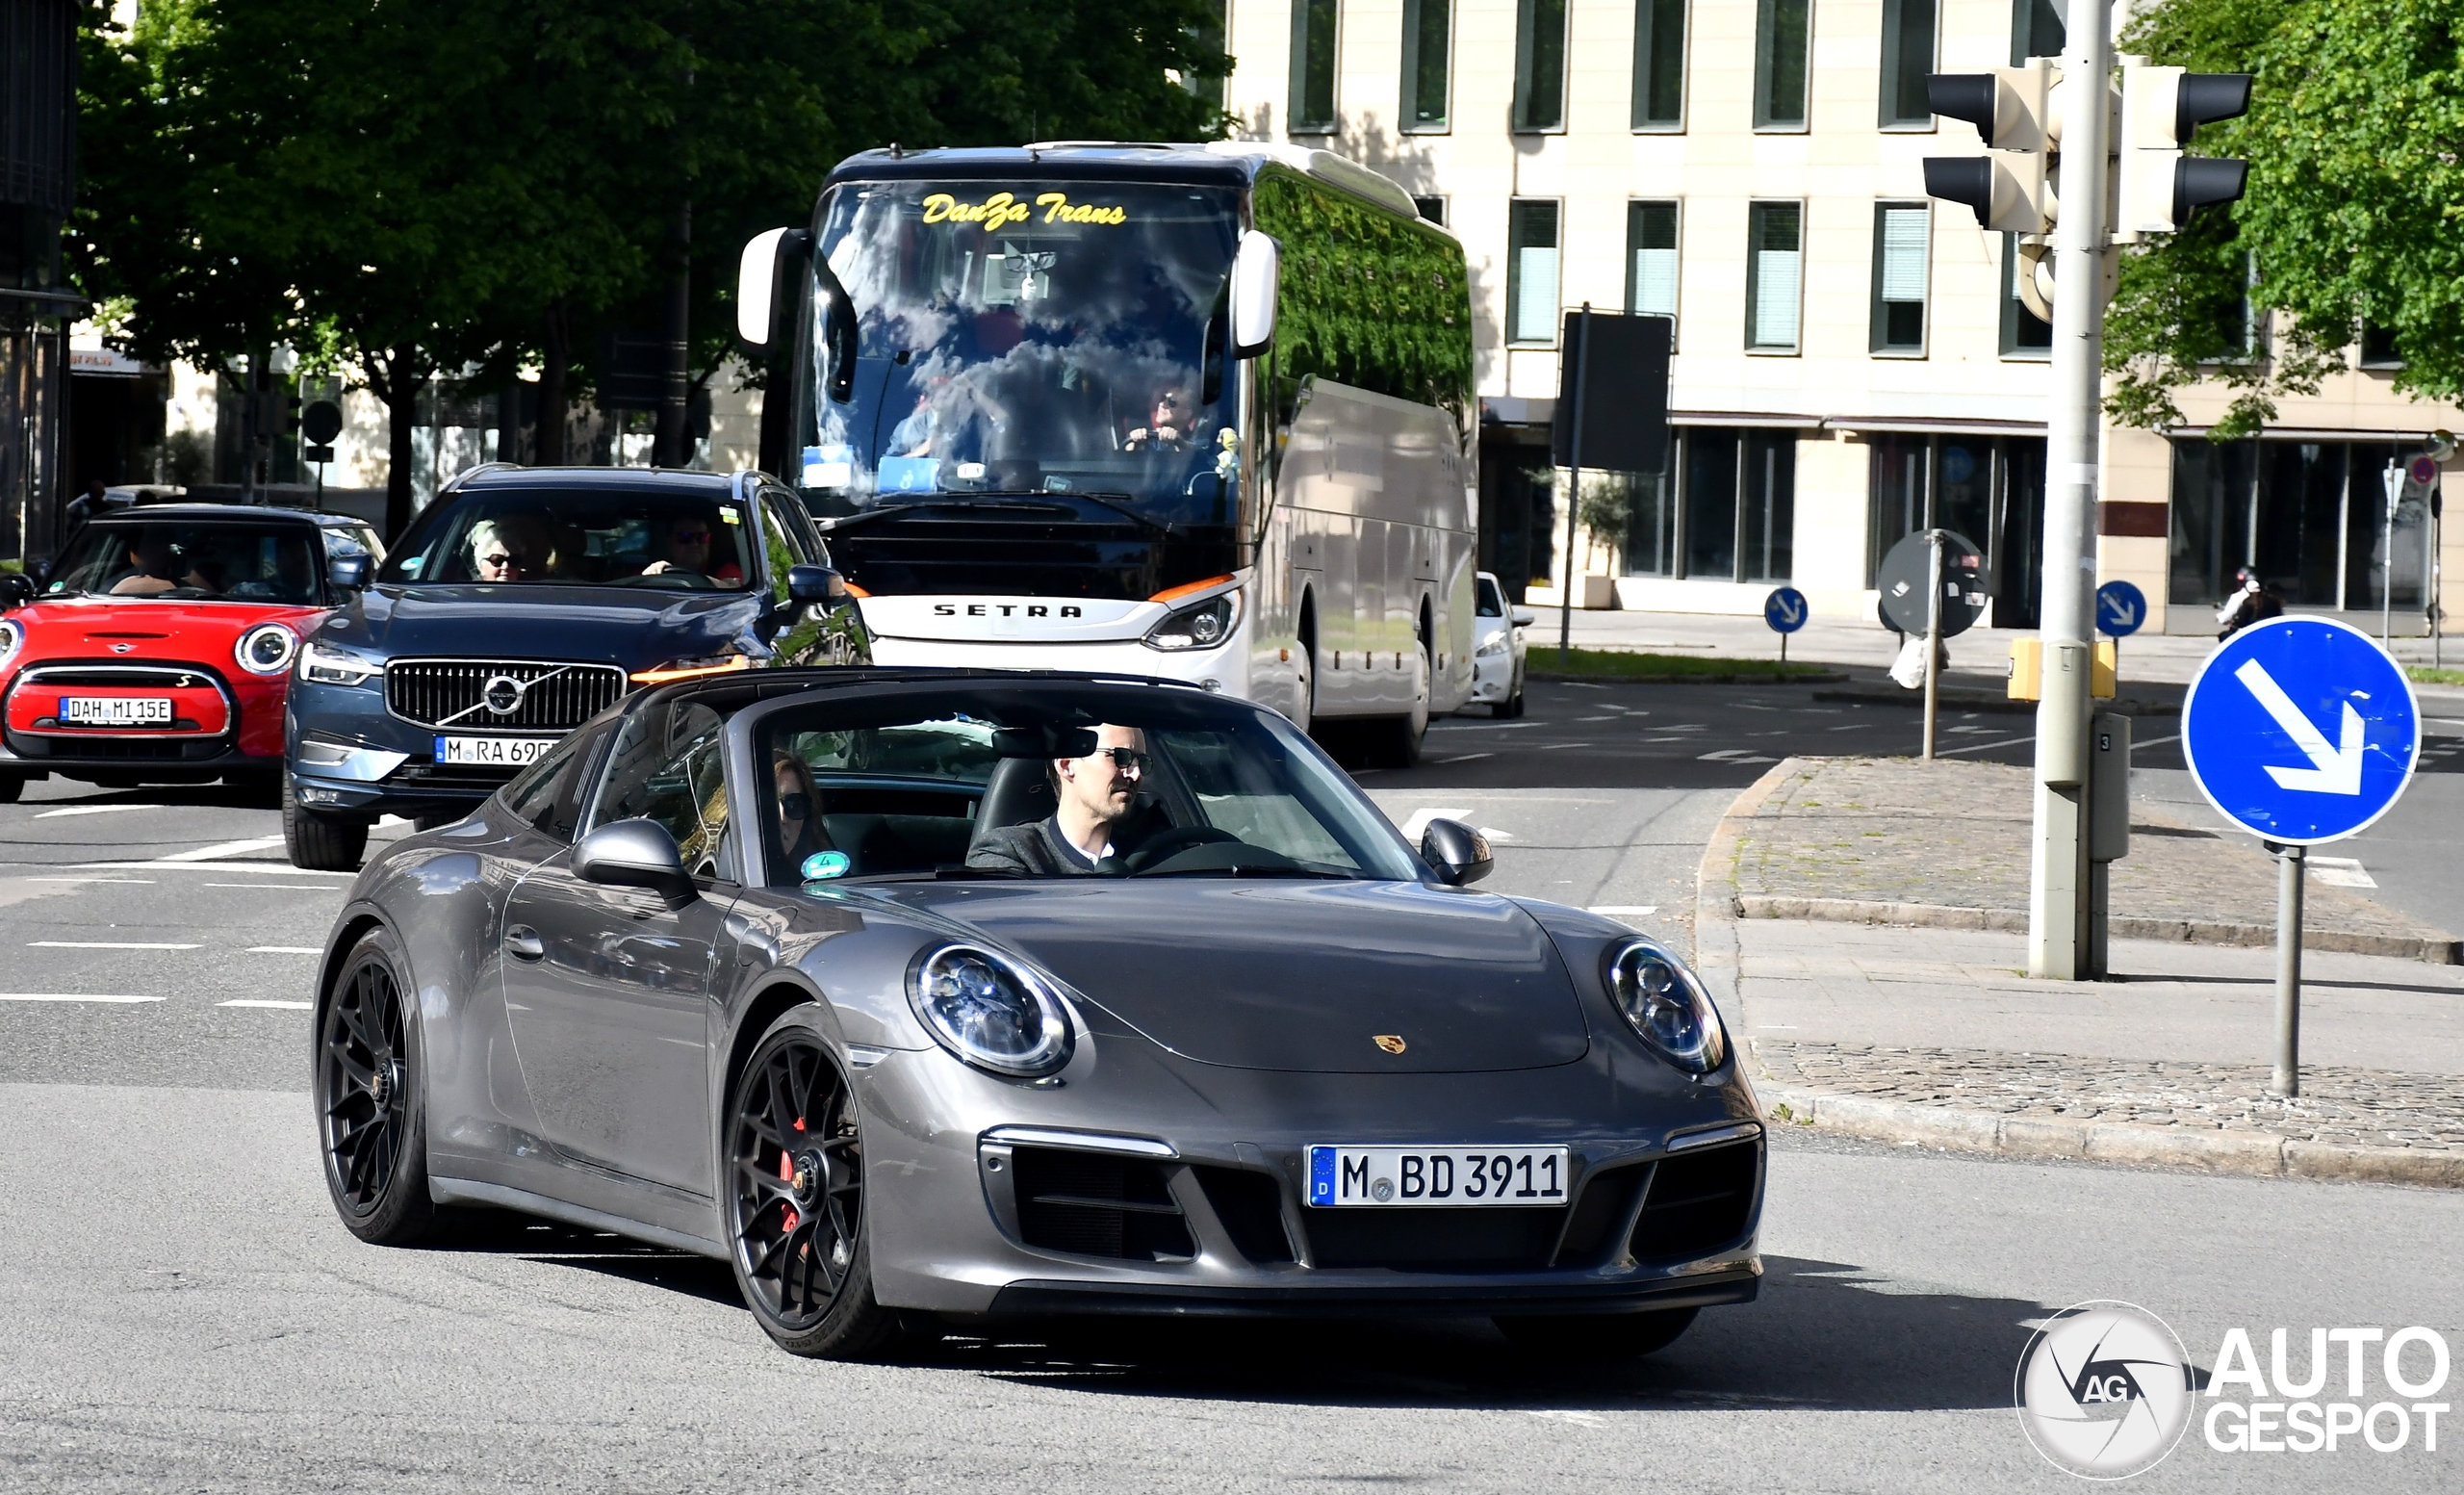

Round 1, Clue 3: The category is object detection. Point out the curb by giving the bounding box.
[1733,894,2462,966]
[1691,758,1807,1009]
[1527,669,1847,685]
[1811,686,2181,716]
[1754,1079,2464,1190]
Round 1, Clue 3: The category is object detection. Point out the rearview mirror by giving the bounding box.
[1229,230,1280,359]
[736,227,791,348]
[786,563,844,606]
[574,818,698,907]
[1510,608,1535,628]
[1420,818,1493,887]
[0,572,33,611]
[327,554,372,591]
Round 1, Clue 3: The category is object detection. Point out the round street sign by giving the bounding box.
[301,399,345,446]
[1763,585,1810,634]
[2182,616,2420,845]
[2409,454,2440,486]
[2095,580,2147,638]
[1875,529,1987,638]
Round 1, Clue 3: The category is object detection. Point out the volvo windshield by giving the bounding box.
[378,489,757,590]
[802,180,1242,526]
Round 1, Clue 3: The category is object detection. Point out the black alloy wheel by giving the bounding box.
[1494,1306,1699,1362]
[317,929,442,1243]
[725,1010,903,1358]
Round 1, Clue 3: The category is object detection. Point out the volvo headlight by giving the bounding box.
[1604,940,1729,1074]
[0,618,21,668]
[234,623,298,676]
[298,639,382,686]
[1142,587,1243,652]
[909,943,1074,1077]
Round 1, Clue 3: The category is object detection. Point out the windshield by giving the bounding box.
[803,179,1242,525]
[379,488,756,589]
[751,683,1422,885]
[45,520,338,604]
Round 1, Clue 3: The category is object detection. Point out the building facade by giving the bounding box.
[1222,0,2463,635]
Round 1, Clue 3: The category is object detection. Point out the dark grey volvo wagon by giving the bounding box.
[313,668,1763,1360]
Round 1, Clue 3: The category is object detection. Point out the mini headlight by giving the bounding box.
[1142,588,1242,652]
[0,619,21,667]
[297,639,380,685]
[1604,940,1728,1074]
[234,623,297,676]
[909,944,1074,1077]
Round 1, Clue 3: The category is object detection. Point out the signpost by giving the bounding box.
[2181,617,2421,1096]
[1877,528,1986,760]
[2413,452,2445,669]
[1551,308,1673,662]
[1763,586,1809,665]
[2381,459,2404,643]
[302,400,344,510]
[2097,579,2146,679]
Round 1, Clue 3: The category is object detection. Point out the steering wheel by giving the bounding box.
[1119,823,1238,873]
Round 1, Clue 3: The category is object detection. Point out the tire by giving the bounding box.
[1498,667,1526,719]
[725,1006,907,1359]
[1494,1307,1698,1362]
[0,774,20,804]
[316,926,446,1245]
[285,775,369,871]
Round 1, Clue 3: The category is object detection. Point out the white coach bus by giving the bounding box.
[733,142,1479,765]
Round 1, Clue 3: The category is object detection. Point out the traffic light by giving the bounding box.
[2116,59,2251,238]
[1923,60,2059,234]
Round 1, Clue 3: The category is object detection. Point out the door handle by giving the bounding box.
[504,925,546,961]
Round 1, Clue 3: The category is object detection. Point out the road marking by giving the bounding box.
[219,999,313,1010]
[1398,808,1473,840]
[1698,749,1777,762]
[29,941,202,950]
[2309,856,2376,889]
[24,877,155,885]
[157,837,289,863]
[0,992,162,1004]
[34,804,167,819]
[1525,1410,1607,1429]
[1476,827,1514,841]
[247,945,323,954]
[1589,905,1659,916]
[74,862,342,876]
[1576,715,1618,722]
[1432,753,1496,765]
[1934,734,2035,758]
[208,883,343,890]
[2132,733,2183,752]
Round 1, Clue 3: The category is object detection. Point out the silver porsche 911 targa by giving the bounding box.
[313,669,1764,1360]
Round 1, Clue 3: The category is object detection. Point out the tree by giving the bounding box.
[2106,0,2464,439]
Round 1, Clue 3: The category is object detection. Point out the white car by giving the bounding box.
[1469,571,1532,717]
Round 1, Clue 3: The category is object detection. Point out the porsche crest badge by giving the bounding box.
[1373,1034,1406,1055]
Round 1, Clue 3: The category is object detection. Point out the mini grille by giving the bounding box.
[385,658,626,732]
[23,665,218,689]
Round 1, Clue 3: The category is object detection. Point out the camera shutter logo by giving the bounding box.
[2015,1301,2195,1479]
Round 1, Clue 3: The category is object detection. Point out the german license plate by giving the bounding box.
[1306,1145,1569,1207]
[62,696,172,727]
[434,735,557,767]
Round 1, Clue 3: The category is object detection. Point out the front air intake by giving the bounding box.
[1011,1147,1194,1262]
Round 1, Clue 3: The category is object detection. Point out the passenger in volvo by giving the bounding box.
[966,723,1150,875]
[467,515,555,581]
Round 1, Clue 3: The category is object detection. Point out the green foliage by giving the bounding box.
[2109,0,2464,438]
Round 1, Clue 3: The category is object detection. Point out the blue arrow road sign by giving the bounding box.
[2095,580,2147,638]
[2182,617,2419,844]
[1763,586,1810,634]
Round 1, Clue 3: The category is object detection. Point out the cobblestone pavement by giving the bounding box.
[1752,1040,2464,1154]
[1730,756,2457,955]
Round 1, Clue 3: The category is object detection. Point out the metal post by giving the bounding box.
[2382,458,2400,643]
[2027,0,2114,980]
[2272,841,2305,1097]
[1558,303,1593,665]
[2434,487,2445,670]
[1922,528,1943,760]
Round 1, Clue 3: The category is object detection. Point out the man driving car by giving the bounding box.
[966,724,1149,875]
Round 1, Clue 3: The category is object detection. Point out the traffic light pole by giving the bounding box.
[2026,0,2115,981]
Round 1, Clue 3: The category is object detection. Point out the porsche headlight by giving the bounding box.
[1604,940,1728,1074]
[909,944,1074,1077]
[233,622,298,676]
[298,639,381,686]
[1142,587,1242,652]
[0,618,21,668]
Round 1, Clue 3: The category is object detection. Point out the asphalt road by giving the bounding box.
[1,686,2457,1493]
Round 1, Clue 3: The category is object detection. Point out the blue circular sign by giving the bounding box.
[2182,617,2419,845]
[2095,580,2147,639]
[1763,586,1810,634]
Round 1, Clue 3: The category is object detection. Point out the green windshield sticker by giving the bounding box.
[921,191,1128,229]
[801,850,852,882]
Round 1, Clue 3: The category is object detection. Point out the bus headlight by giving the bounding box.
[1143,588,1243,652]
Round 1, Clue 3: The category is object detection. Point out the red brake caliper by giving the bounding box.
[779,1116,807,1235]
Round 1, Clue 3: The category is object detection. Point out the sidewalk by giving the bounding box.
[1694,757,2464,1188]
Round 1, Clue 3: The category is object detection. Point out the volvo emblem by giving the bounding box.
[481,675,527,714]
[110,642,136,655]
[1373,1034,1407,1055]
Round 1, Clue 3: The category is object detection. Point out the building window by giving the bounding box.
[1627,200,1680,338]
[1754,0,1812,131]
[2011,0,2064,64]
[1745,201,1802,352]
[1999,233,2053,357]
[1622,468,1678,576]
[1632,0,1687,131]
[1400,0,1452,132]
[1620,428,1797,581]
[1739,430,1797,581]
[1870,203,1929,354]
[1507,199,1561,345]
[2361,322,2402,369]
[1880,0,1938,129]
[1514,0,1570,132]
[2169,438,2432,611]
[1865,433,2049,627]
[1289,0,1341,134]
[1412,194,1447,226]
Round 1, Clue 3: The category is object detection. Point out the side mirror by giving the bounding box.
[574,818,698,907]
[1510,608,1535,628]
[786,563,845,606]
[327,554,373,591]
[1229,229,1280,359]
[1420,817,1493,887]
[0,572,33,611]
[736,227,792,348]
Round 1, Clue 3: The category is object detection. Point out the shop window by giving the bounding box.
[1620,428,1797,582]
[1865,433,2047,627]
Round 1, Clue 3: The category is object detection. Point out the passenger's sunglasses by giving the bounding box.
[1092,747,1149,775]
[1156,395,1184,409]
[479,552,527,570]
[780,791,813,819]
[672,528,711,544]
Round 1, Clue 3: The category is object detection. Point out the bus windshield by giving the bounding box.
[804,180,1242,526]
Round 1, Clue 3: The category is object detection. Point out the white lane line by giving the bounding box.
[247,946,323,954]
[1589,905,1660,916]
[28,941,202,950]
[34,804,167,819]
[1432,753,1496,765]
[2309,856,2376,889]
[0,992,162,1004]
[73,862,340,877]
[24,877,155,885]
[219,999,313,1010]
[2131,733,2183,752]
[1476,827,1515,841]
[157,837,288,863]
[207,883,343,890]
[1934,734,2036,758]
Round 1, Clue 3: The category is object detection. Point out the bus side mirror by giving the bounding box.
[1230,230,1280,360]
[736,228,792,350]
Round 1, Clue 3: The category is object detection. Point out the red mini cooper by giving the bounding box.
[0,504,382,800]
